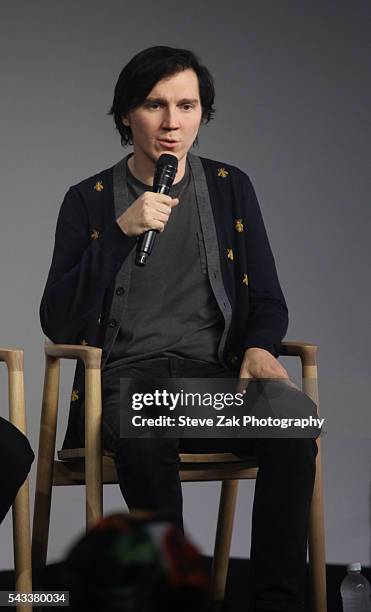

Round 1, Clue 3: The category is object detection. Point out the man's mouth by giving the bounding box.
[158,139,180,148]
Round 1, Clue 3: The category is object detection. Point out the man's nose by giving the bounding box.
[162,107,180,129]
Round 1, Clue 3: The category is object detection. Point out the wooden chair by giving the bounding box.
[32,341,326,611]
[0,348,32,608]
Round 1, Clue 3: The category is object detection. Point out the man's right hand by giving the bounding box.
[116,192,179,237]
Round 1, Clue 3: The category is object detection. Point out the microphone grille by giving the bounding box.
[153,154,178,193]
[157,153,179,170]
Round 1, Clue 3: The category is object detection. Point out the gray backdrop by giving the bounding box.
[0,0,370,569]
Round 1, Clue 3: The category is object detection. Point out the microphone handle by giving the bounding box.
[135,184,169,267]
[135,229,158,267]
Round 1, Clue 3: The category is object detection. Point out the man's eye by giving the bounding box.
[145,102,194,110]
[148,103,161,109]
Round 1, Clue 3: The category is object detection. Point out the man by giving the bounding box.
[40,46,318,612]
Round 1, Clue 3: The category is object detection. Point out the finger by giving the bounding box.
[261,366,289,380]
[235,375,253,395]
[273,371,290,380]
[151,202,177,215]
[280,378,300,390]
[151,210,171,223]
[141,219,165,233]
[153,194,178,206]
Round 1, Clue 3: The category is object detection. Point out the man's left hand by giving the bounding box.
[237,347,300,393]
[239,347,288,380]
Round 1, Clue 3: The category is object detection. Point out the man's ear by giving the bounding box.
[121,116,130,126]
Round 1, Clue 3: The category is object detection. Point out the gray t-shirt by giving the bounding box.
[105,159,224,368]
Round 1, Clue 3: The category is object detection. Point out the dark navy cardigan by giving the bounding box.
[40,153,288,449]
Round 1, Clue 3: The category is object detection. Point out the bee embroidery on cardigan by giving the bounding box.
[71,389,79,402]
[227,249,234,261]
[242,273,249,286]
[217,167,229,178]
[90,229,100,240]
[94,181,104,192]
[80,339,88,346]
[228,353,239,365]
[235,219,244,232]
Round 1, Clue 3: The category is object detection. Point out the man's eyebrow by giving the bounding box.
[145,97,199,104]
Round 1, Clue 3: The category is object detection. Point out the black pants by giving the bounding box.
[80,356,318,612]
[0,416,34,525]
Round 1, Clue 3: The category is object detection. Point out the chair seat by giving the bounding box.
[58,447,256,464]
[55,447,259,484]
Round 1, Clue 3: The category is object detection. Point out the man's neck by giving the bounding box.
[127,153,187,186]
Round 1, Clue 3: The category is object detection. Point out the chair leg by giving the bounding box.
[32,459,54,578]
[301,356,327,612]
[308,438,327,612]
[32,356,60,576]
[86,461,103,530]
[7,362,32,611]
[12,480,32,610]
[209,479,239,602]
[85,367,103,528]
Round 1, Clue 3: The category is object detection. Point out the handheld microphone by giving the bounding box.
[135,153,178,267]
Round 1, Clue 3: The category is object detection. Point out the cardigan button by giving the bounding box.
[115,286,125,296]
[108,318,117,328]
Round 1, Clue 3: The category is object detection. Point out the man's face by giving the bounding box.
[122,68,203,166]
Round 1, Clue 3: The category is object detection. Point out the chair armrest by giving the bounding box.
[45,341,316,369]
[44,340,319,415]
[44,342,101,369]
[280,341,317,366]
[0,347,24,372]
[0,348,27,434]
[280,342,319,409]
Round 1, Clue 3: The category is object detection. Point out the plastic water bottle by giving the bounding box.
[341,563,371,612]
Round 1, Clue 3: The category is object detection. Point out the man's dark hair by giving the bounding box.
[109,46,216,146]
